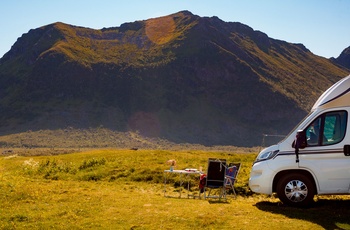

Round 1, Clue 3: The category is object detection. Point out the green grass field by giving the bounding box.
[0,149,349,229]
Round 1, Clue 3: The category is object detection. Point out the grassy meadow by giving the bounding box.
[0,148,349,229]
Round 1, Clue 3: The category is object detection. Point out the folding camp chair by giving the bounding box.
[204,158,227,200]
[224,163,241,198]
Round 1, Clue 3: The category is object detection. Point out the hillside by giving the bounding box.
[0,11,349,147]
[335,46,350,69]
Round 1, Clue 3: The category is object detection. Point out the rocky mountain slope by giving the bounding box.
[0,11,349,147]
[334,46,350,69]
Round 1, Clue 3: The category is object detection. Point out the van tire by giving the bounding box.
[276,173,315,207]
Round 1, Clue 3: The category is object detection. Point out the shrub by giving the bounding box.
[78,158,106,170]
[37,159,75,180]
[80,173,103,181]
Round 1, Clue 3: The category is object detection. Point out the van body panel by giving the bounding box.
[318,93,350,110]
[249,160,274,194]
[298,150,350,194]
[312,75,350,110]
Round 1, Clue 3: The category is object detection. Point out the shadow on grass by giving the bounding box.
[255,197,350,230]
[207,199,230,204]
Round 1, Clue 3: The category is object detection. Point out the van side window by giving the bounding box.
[306,111,347,146]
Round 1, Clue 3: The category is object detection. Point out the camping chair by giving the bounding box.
[224,162,241,198]
[204,158,227,200]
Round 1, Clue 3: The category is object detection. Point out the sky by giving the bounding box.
[1,0,349,59]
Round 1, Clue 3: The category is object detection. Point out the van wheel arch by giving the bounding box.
[273,170,317,194]
[273,170,317,207]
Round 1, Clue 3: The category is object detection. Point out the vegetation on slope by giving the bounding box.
[0,11,349,147]
[0,149,349,229]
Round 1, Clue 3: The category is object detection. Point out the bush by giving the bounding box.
[78,158,106,170]
[80,173,103,181]
[37,159,75,180]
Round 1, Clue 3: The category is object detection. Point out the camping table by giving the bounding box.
[163,169,202,198]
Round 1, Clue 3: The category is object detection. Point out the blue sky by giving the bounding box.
[1,0,349,58]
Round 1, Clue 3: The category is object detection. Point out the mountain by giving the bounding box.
[0,11,349,147]
[334,46,350,69]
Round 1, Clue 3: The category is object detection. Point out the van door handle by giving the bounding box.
[344,145,350,156]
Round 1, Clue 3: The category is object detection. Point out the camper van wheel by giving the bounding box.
[276,173,315,207]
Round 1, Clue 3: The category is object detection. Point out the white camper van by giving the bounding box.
[249,75,350,207]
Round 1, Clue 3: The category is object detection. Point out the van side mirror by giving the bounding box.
[292,130,307,149]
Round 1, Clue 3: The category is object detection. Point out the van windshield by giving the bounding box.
[278,111,313,144]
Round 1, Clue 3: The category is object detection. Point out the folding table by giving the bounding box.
[163,169,202,198]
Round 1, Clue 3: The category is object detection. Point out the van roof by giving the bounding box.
[312,75,350,111]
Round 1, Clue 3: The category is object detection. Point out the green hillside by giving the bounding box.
[0,11,348,147]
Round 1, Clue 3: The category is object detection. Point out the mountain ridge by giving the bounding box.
[334,46,350,69]
[0,11,349,147]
